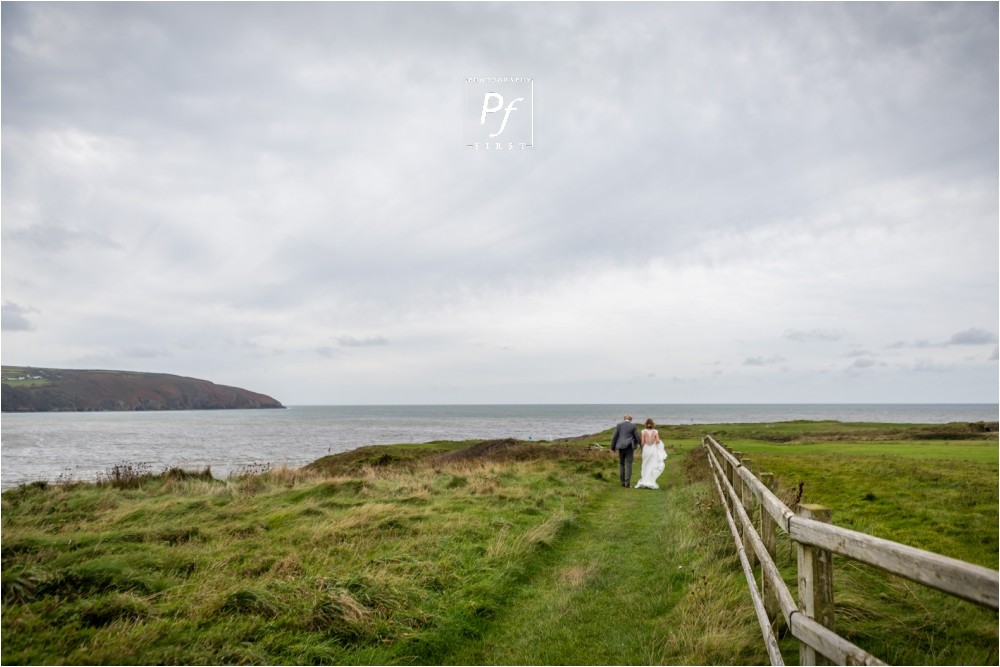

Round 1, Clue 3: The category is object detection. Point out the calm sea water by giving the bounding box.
[2,404,996,490]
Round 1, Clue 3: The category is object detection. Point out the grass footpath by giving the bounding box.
[445,448,764,665]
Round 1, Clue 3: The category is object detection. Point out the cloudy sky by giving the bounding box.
[2,2,998,405]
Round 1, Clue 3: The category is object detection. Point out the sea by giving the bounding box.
[1,404,997,491]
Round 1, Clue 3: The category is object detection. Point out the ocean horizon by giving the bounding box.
[3,403,997,490]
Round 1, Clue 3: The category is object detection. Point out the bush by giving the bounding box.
[96,462,154,489]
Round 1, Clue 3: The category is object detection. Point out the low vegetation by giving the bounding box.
[2,422,996,664]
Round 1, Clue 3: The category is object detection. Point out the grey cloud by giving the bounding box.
[889,330,997,350]
[120,346,171,359]
[1,302,35,331]
[2,224,123,252]
[990,346,999,361]
[6,3,991,280]
[911,360,954,373]
[785,329,844,342]
[1,3,996,404]
[887,339,941,349]
[744,356,786,366]
[849,358,881,370]
[948,328,998,345]
[338,336,389,348]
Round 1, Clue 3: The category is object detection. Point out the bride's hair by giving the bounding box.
[645,418,654,428]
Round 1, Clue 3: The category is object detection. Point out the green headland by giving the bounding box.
[2,420,997,664]
[1,366,284,412]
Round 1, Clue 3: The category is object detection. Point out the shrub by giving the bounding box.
[96,462,153,489]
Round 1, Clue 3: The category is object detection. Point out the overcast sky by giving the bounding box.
[2,2,998,405]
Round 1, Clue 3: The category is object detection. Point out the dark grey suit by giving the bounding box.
[611,419,640,487]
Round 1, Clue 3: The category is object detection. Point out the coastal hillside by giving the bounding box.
[0,366,284,412]
[1,423,996,665]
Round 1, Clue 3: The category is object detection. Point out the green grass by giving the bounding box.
[707,438,998,565]
[3,448,614,665]
[1,366,52,387]
[443,444,766,665]
[694,425,998,665]
[679,419,997,443]
[2,422,997,665]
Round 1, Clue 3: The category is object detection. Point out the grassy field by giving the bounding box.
[1,366,52,388]
[2,422,997,665]
[691,422,998,664]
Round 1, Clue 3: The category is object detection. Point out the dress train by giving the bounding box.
[635,442,667,489]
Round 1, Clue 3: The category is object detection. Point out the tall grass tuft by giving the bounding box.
[96,462,154,488]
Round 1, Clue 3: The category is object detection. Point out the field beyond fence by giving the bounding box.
[704,432,998,665]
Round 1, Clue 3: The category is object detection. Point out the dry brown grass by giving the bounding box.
[557,563,596,588]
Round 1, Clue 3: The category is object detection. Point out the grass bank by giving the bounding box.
[2,422,996,664]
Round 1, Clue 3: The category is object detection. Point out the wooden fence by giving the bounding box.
[703,434,999,666]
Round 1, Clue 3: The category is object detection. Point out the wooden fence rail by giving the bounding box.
[703,434,999,666]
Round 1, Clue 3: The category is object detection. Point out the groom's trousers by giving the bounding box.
[618,447,634,486]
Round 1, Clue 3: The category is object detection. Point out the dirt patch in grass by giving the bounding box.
[557,564,595,588]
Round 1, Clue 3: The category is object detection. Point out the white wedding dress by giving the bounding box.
[635,429,667,489]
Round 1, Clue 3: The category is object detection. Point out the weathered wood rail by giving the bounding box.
[703,434,999,666]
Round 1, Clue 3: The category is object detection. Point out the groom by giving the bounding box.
[610,414,640,488]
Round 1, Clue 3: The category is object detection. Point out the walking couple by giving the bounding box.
[610,414,667,489]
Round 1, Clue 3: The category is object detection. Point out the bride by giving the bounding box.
[635,418,667,489]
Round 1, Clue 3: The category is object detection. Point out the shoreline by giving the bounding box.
[4,417,996,492]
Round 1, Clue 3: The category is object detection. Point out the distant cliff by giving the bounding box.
[1,367,285,412]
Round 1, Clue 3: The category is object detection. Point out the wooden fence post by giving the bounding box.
[723,444,735,484]
[741,458,757,569]
[797,504,835,666]
[759,472,784,633]
[732,452,744,509]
